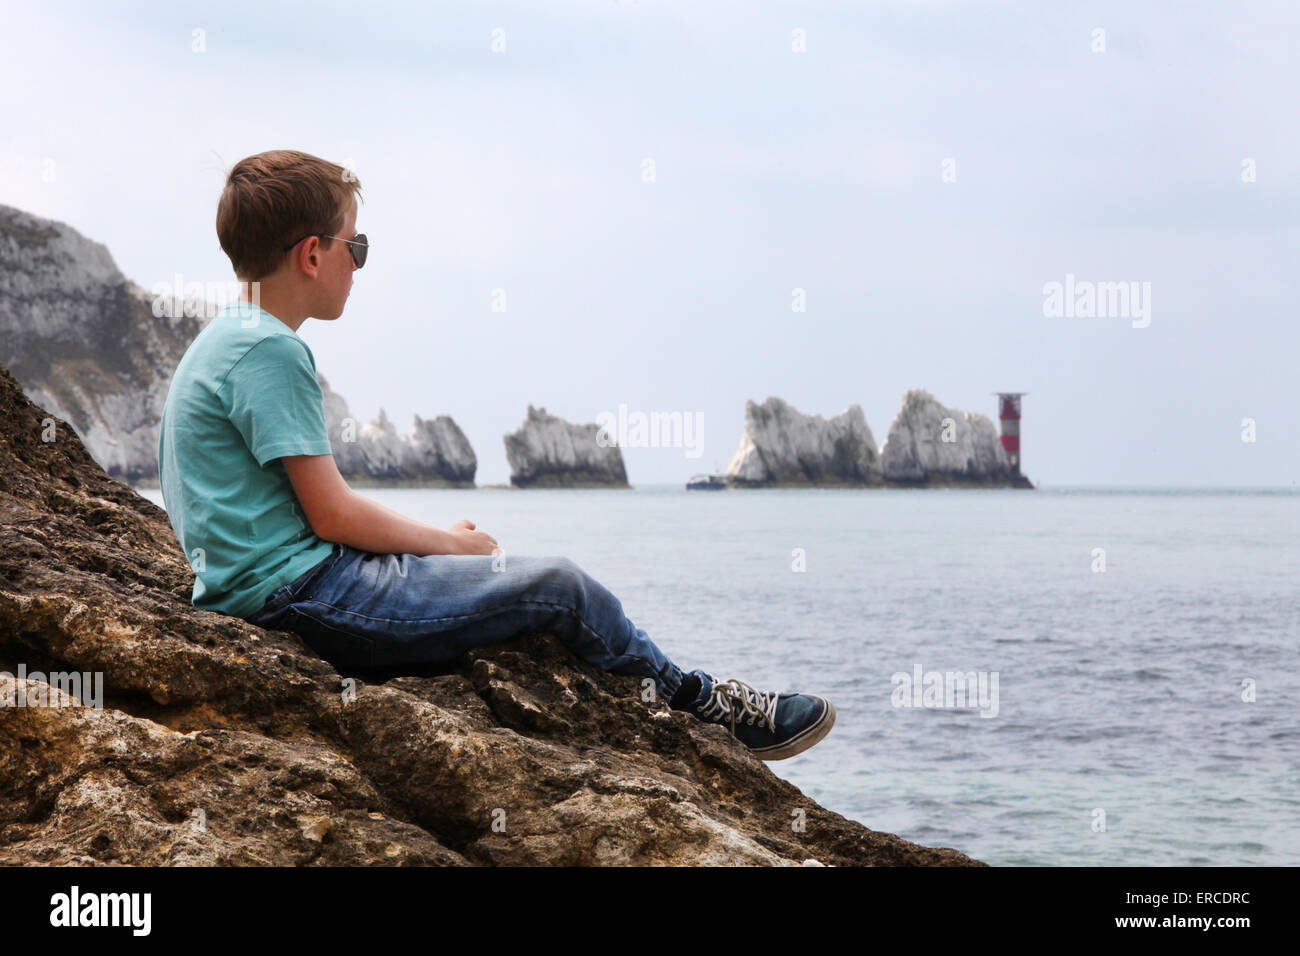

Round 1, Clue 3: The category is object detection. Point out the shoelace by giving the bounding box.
[696,676,779,734]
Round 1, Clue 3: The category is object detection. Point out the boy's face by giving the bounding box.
[313,199,358,320]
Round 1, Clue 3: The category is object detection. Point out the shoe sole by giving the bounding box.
[748,696,836,761]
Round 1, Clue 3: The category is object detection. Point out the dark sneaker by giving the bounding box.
[685,670,835,760]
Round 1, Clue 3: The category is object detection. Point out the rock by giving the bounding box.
[725,392,1033,489]
[725,397,882,487]
[0,360,984,865]
[504,405,629,489]
[320,375,476,487]
[880,389,1029,487]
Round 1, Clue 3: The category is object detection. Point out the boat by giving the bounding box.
[686,473,727,490]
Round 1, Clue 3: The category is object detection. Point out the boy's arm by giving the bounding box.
[216,335,496,557]
[282,454,497,555]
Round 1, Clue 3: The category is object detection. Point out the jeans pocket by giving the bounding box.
[297,543,346,602]
[247,585,294,627]
[287,604,375,670]
[251,545,343,625]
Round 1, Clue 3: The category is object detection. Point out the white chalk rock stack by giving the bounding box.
[504,404,629,488]
[725,397,882,487]
[880,389,1011,483]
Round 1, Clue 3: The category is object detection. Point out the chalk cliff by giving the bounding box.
[880,389,1029,487]
[725,397,883,487]
[0,203,476,488]
[0,359,983,865]
[504,405,629,488]
[0,203,203,485]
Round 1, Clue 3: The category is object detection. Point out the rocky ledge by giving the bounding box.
[0,362,982,865]
[504,405,629,489]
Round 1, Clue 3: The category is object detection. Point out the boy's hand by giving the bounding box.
[448,519,499,555]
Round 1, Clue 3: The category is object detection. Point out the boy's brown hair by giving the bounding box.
[216,149,363,281]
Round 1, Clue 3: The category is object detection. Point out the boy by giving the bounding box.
[157,149,835,761]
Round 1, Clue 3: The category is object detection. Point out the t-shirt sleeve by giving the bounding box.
[218,335,334,468]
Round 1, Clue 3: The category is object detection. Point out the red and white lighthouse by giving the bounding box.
[993,392,1026,474]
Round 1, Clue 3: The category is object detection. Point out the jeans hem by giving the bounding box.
[657,661,685,704]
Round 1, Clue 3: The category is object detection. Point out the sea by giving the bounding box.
[137,484,1299,866]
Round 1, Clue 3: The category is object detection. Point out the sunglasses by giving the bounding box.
[282,232,368,268]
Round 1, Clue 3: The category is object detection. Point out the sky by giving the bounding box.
[2,0,1297,487]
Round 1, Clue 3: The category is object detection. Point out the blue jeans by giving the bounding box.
[243,543,688,701]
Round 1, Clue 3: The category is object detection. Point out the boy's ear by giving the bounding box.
[294,238,325,277]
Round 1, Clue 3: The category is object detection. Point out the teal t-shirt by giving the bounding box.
[157,300,335,618]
